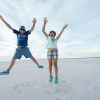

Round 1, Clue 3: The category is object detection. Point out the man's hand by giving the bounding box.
[32,18,37,24]
[0,15,13,30]
[29,18,37,33]
[0,15,3,20]
[43,17,48,24]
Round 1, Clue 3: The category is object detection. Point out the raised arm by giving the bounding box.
[56,24,68,40]
[0,15,13,30]
[42,17,48,38]
[29,18,37,33]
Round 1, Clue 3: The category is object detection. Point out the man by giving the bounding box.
[0,15,44,75]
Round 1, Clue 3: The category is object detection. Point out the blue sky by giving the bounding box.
[0,0,100,60]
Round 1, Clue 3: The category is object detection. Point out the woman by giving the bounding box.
[42,17,68,84]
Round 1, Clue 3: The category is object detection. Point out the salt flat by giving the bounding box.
[0,58,100,100]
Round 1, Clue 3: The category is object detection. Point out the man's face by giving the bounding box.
[19,29,25,34]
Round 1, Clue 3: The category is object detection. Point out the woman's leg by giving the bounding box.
[54,59,58,78]
[48,59,53,77]
[6,58,16,72]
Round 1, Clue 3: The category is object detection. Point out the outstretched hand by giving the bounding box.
[0,15,3,20]
[32,18,37,23]
[63,24,68,29]
[43,17,48,24]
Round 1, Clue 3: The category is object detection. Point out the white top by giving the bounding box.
[47,36,58,49]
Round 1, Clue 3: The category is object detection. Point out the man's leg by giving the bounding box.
[30,56,39,66]
[23,47,44,68]
[23,47,43,67]
[30,56,44,68]
[6,48,22,72]
[6,58,16,72]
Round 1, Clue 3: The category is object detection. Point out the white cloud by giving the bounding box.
[0,0,100,60]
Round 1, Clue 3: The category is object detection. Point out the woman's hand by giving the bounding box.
[63,24,68,29]
[43,17,48,24]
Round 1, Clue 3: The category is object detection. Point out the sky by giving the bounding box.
[0,0,100,60]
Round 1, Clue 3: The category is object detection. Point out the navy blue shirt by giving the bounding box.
[13,29,31,46]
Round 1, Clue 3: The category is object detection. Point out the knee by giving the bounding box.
[30,56,33,59]
[54,63,57,67]
[12,58,16,61]
[49,63,52,67]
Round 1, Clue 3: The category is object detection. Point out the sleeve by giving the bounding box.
[13,29,19,34]
[26,30,31,35]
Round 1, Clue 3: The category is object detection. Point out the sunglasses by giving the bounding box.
[20,29,25,31]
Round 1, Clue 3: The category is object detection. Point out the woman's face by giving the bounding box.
[49,32,55,38]
[19,29,25,34]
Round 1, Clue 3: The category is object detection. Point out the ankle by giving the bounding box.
[55,76,58,79]
[50,75,52,77]
[6,69,10,72]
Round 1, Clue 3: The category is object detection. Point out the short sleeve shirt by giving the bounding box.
[46,36,58,49]
[13,29,31,46]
